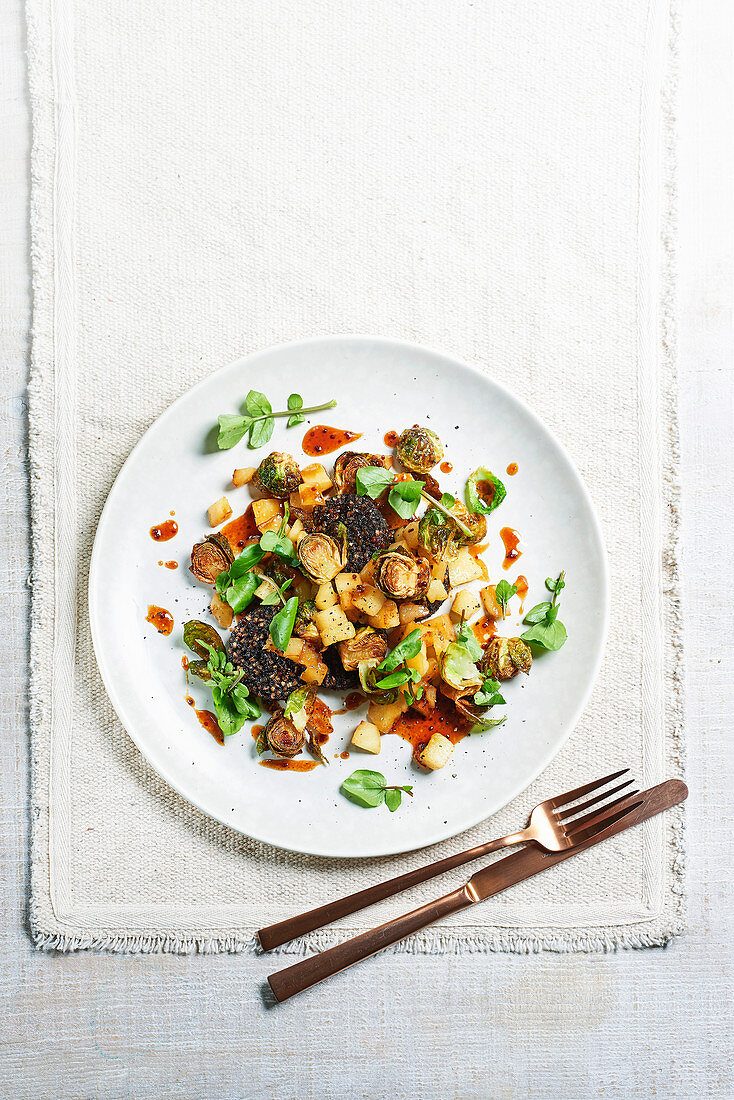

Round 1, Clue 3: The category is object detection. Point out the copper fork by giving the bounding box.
[257,767,637,951]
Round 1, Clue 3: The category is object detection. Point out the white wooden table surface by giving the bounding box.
[1,2,731,1097]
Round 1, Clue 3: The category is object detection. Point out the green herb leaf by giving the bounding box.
[520,619,567,651]
[387,480,423,519]
[287,413,305,428]
[377,628,423,673]
[470,715,507,732]
[546,574,566,595]
[522,601,552,624]
[260,578,292,606]
[474,675,506,707]
[495,579,518,615]
[519,572,567,650]
[375,668,413,690]
[465,467,507,515]
[355,466,395,498]
[287,393,303,411]
[245,390,272,419]
[340,769,387,808]
[248,416,274,449]
[217,414,252,450]
[259,529,298,562]
[384,788,402,812]
[225,571,259,613]
[269,595,299,652]
[440,492,456,509]
[455,622,483,662]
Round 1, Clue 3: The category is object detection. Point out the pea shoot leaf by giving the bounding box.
[217,414,253,450]
[340,769,413,811]
[495,579,518,615]
[387,479,423,518]
[269,595,299,652]
[355,466,395,498]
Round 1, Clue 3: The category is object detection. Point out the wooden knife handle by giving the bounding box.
[267,885,474,1003]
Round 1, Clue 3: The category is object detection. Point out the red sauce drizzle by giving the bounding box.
[506,463,518,476]
[182,656,189,671]
[309,697,333,746]
[165,560,177,569]
[440,461,453,474]
[333,692,365,716]
[340,750,350,759]
[260,758,319,772]
[390,696,471,758]
[302,425,362,457]
[185,694,194,706]
[475,480,498,509]
[251,724,264,741]
[500,527,522,570]
[195,708,225,745]
[384,430,399,447]
[514,574,529,613]
[472,616,497,646]
[150,519,178,542]
[221,505,260,550]
[146,605,174,635]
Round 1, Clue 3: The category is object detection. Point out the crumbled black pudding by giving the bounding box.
[306,493,391,573]
[227,605,302,702]
[321,644,359,692]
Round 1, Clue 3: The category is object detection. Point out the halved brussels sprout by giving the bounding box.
[465,467,506,516]
[190,532,234,584]
[480,637,533,681]
[183,620,226,660]
[338,626,388,672]
[417,502,486,561]
[375,549,430,600]
[333,451,387,495]
[357,660,401,703]
[396,426,444,474]
[296,525,347,584]
[439,641,484,694]
[253,452,302,498]
[264,710,305,757]
[283,686,315,732]
[293,598,320,642]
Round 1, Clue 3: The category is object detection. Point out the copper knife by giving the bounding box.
[267,778,687,1002]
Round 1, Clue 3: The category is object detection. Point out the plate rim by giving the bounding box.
[88,334,610,859]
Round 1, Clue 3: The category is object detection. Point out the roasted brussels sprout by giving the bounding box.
[263,709,305,757]
[183,620,226,660]
[333,451,387,495]
[396,426,444,474]
[439,641,484,694]
[338,626,388,672]
[253,451,302,498]
[357,660,401,703]
[189,532,234,584]
[449,501,487,546]
[418,502,486,560]
[480,637,533,681]
[293,598,320,642]
[375,549,430,600]
[296,524,347,583]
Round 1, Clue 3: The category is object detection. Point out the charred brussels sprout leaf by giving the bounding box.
[190,532,235,585]
[358,661,401,703]
[465,467,507,516]
[253,451,302,498]
[396,426,444,474]
[187,659,212,683]
[439,641,484,694]
[183,620,225,660]
[418,507,457,560]
[283,687,315,732]
[293,598,320,642]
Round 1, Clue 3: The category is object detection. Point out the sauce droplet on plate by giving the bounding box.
[475,480,498,509]
[150,519,178,542]
[195,708,225,745]
[500,527,522,569]
[383,430,399,447]
[259,758,319,772]
[146,605,174,635]
[514,574,529,612]
[302,425,362,456]
[472,615,497,646]
[181,656,189,671]
[506,462,518,476]
[440,461,453,474]
[390,697,471,757]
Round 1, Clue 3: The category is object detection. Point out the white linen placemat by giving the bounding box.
[27,0,683,953]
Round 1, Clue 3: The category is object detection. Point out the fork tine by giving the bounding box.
[565,790,640,834]
[556,779,635,822]
[548,768,629,811]
[567,800,643,846]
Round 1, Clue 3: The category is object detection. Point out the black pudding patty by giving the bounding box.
[227,605,302,703]
[306,493,391,573]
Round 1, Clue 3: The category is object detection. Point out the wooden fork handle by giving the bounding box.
[257,832,527,951]
[267,885,474,1002]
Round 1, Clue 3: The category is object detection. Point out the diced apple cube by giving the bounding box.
[232,466,256,488]
[298,485,325,510]
[401,521,420,551]
[350,720,381,754]
[426,578,448,603]
[448,548,485,587]
[208,496,232,527]
[314,606,356,646]
[252,498,281,531]
[288,518,305,543]
[254,578,278,601]
[368,696,409,733]
[334,572,361,610]
[301,665,327,686]
[418,732,455,770]
[351,584,386,617]
[366,599,400,630]
[480,585,504,620]
[431,559,448,583]
[301,463,333,493]
[399,602,429,625]
[209,592,233,629]
[315,582,339,610]
[450,590,482,623]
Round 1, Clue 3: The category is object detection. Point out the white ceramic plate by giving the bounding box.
[89,336,608,858]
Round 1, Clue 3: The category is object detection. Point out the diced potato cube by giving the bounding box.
[301,664,328,686]
[208,496,232,527]
[315,582,338,610]
[418,732,455,771]
[298,485,325,510]
[399,602,428,625]
[402,520,420,551]
[450,590,482,623]
[431,559,448,583]
[368,696,409,733]
[254,578,277,601]
[448,548,485,587]
[366,599,400,631]
[301,463,333,493]
[314,606,356,646]
[351,584,386,617]
[288,518,305,543]
[426,578,448,603]
[359,558,378,585]
[209,592,233,629]
[480,584,504,620]
[232,466,256,487]
[252,498,281,531]
[334,572,361,610]
[350,720,381,755]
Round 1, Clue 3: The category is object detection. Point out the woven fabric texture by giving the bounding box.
[27,0,683,952]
